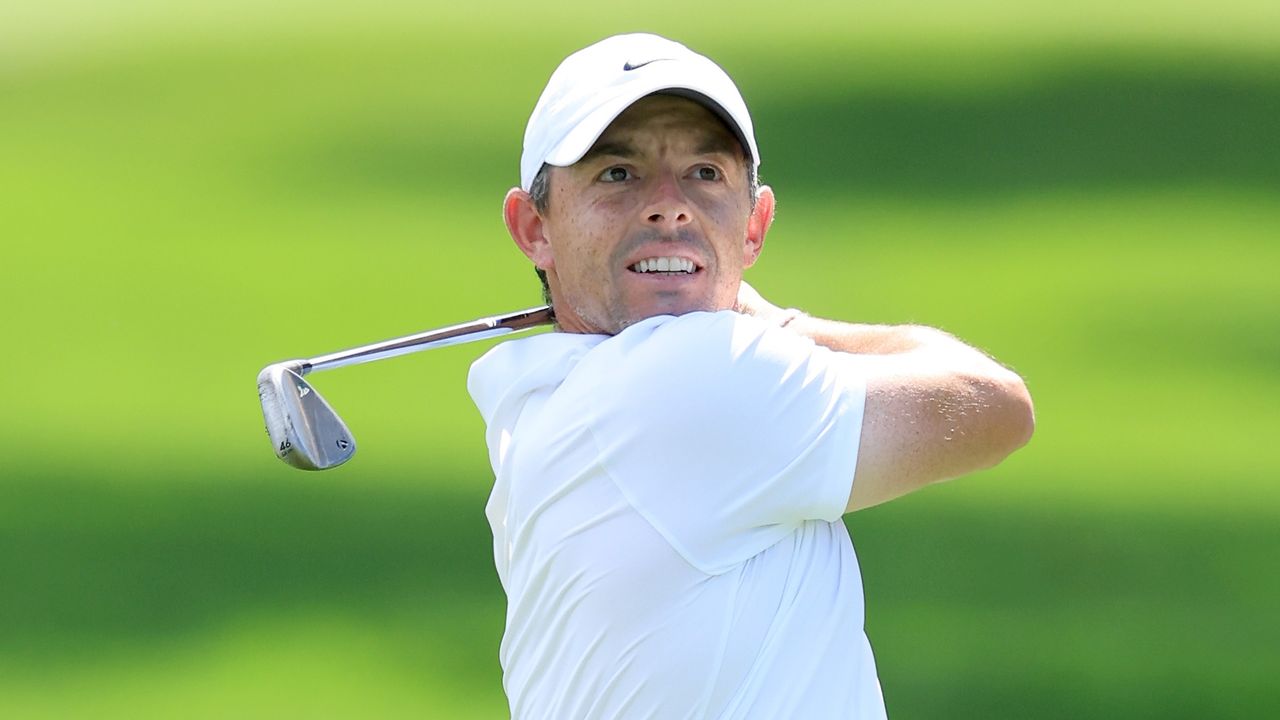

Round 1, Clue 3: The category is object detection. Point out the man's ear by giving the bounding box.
[743,185,775,268]
[504,187,554,270]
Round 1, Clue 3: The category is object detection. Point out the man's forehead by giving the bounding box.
[586,95,745,159]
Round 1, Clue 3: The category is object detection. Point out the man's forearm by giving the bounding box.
[736,283,1020,378]
[783,312,931,355]
[785,311,1024,387]
[737,282,936,356]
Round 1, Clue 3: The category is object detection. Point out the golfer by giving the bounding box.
[468,33,1034,719]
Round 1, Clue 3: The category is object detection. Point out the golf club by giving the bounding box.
[258,305,554,470]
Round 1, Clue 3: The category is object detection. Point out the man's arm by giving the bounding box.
[737,284,1035,512]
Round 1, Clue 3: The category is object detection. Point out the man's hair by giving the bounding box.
[526,159,760,307]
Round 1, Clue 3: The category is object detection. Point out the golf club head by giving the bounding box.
[257,362,356,470]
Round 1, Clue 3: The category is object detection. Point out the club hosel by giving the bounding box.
[257,360,310,387]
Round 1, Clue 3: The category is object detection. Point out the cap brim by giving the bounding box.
[540,84,757,181]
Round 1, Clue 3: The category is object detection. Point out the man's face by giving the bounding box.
[520,95,770,335]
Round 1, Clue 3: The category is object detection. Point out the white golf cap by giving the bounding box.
[519,33,760,191]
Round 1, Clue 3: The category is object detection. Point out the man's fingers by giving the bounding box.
[736,281,795,327]
[735,281,766,315]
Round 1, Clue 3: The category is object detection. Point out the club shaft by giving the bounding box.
[300,305,554,375]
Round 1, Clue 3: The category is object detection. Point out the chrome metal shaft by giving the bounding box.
[300,305,554,375]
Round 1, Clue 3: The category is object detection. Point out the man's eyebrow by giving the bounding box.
[579,141,636,163]
[696,133,742,157]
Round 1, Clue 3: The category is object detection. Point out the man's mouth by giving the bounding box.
[628,256,698,274]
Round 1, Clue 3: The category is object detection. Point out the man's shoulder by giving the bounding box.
[468,310,819,421]
[567,310,838,417]
[605,310,825,377]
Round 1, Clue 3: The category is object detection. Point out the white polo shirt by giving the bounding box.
[468,311,885,719]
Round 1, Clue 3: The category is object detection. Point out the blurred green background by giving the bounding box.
[3,1,1277,717]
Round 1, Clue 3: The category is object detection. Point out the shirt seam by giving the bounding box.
[583,419,728,576]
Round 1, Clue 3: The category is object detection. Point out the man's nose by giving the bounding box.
[643,174,692,229]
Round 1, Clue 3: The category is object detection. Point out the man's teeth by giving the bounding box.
[631,257,696,273]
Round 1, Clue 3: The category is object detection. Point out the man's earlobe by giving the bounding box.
[504,188,554,270]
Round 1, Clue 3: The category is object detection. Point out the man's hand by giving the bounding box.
[735,281,800,327]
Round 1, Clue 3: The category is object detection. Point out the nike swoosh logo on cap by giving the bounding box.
[623,59,670,71]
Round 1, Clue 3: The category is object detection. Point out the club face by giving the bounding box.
[257,363,356,470]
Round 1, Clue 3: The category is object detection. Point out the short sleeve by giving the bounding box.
[579,311,866,574]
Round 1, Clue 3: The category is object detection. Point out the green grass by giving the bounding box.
[2,2,1278,717]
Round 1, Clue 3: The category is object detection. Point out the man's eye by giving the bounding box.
[599,166,631,182]
[695,166,721,181]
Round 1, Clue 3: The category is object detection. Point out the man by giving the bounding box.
[468,33,1034,719]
